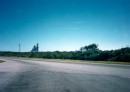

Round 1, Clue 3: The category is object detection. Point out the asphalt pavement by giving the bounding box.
[0,57,130,92]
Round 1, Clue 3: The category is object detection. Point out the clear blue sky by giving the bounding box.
[0,0,130,52]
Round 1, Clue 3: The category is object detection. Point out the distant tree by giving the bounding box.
[79,44,100,60]
[85,44,99,51]
[80,44,99,52]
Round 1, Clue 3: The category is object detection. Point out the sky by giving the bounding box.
[0,0,130,52]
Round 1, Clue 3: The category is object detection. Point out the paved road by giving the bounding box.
[0,57,130,92]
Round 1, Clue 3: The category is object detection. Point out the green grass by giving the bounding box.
[82,60,130,65]
[0,60,5,63]
[1,56,130,65]
[23,57,130,65]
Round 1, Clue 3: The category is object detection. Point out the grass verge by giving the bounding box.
[19,57,130,65]
[0,60,5,63]
[0,56,130,65]
[82,60,130,65]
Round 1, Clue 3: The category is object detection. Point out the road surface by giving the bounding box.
[0,57,130,92]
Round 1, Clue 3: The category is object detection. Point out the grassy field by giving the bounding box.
[10,57,128,64]
[13,57,130,65]
[0,56,130,65]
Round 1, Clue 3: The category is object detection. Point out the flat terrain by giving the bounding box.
[0,57,130,92]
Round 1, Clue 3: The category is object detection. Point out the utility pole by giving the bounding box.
[37,43,39,52]
[19,44,21,52]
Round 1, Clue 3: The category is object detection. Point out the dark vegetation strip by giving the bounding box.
[0,44,130,62]
[0,60,5,63]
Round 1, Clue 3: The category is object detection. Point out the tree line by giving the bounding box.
[0,43,130,62]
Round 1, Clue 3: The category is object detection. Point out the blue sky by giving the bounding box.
[0,0,130,52]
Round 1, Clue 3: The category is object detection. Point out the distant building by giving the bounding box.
[31,43,39,52]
